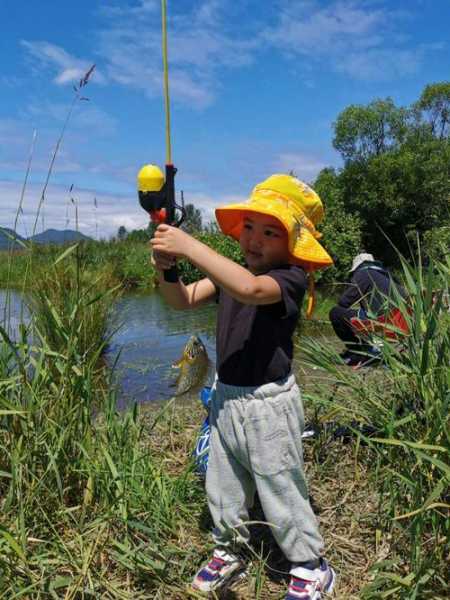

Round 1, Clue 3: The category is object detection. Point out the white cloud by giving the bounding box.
[96,0,258,108]
[273,152,327,182]
[99,0,158,19]
[20,2,259,110]
[262,0,429,81]
[337,47,421,80]
[18,0,447,108]
[264,0,384,53]
[21,40,106,87]
[0,110,118,184]
[0,119,31,147]
[25,101,118,137]
[0,180,141,239]
[0,180,244,239]
[180,191,248,225]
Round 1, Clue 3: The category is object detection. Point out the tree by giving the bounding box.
[126,226,152,243]
[413,82,450,140]
[337,136,450,263]
[117,225,128,241]
[182,203,203,234]
[326,84,450,264]
[333,98,408,162]
[313,168,362,283]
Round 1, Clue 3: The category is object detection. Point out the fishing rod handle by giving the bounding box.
[163,265,179,283]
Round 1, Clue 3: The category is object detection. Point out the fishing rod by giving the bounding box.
[137,0,185,282]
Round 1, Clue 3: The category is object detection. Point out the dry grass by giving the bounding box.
[140,391,381,600]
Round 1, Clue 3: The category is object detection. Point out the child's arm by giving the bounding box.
[151,225,282,306]
[152,249,216,310]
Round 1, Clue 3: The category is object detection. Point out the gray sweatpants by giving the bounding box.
[205,374,324,563]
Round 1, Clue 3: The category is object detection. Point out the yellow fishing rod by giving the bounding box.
[137,0,185,282]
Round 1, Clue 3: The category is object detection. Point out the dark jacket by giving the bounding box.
[338,261,405,315]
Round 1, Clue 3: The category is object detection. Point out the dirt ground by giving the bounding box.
[141,373,384,600]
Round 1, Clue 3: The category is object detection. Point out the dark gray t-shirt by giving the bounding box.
[215,265,307,386]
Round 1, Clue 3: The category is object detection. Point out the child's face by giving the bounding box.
[240,212,290,273]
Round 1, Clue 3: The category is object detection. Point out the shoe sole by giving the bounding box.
[323,568,336,596]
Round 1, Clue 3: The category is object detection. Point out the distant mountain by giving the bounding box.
[0,227,28,251]
[28,229,92,244]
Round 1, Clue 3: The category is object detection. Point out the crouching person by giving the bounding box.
[329,252,404,365]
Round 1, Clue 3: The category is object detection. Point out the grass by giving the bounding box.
[0,240,158,291]
[1,247,449,597]
[0,242,365,598]
[300,252,450,598]
[0,247,204,597]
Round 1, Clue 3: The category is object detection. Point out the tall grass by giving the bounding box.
[301,253,450,598]
[1,239,158,291]
[0,66,210,597]
[0,247,206,598]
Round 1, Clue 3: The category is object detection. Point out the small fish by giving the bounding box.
[172,335,209,396]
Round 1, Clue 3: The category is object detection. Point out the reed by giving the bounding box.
[301,252,450,598]
[0,247,205,597]
[0,67,206,596]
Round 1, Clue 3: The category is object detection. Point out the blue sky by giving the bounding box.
[1,0,449,238]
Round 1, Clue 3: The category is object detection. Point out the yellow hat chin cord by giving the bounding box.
[306,273,316,319]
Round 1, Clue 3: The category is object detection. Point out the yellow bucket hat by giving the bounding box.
[215,174,333,272]
[215,174,333,318]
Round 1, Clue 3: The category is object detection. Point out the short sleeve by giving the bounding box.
[266,265,307,319]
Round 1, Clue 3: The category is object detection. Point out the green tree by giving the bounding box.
[182,203,203,234]
[117,225,128,241]
[333,98,408,162]
[328,85,450,264]
[313,168,362,283]
[126,226,152,243]
[337,136,450,262]
[413,81,450,140]
[177,230,244,284]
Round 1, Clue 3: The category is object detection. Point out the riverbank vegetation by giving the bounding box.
[1,243,448,598]
[301,253,450,598]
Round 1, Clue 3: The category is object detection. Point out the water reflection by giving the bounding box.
[105,291,217,407]
[0,289,29,339]
[1,288,335,407]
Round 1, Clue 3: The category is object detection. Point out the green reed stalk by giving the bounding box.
[0,244,207,597]
[301,252,450,599]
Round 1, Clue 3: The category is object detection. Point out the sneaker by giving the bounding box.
[192,548,246,593]
[286,559,336,599]
[301,423,317,439]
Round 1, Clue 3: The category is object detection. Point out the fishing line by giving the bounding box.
[161,0,172,166]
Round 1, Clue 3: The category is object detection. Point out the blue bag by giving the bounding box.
[193,386,212,475]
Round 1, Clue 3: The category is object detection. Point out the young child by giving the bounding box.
[151,174,335,599]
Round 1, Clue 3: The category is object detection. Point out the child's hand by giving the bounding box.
[151,249,176,272]
[150,224,193,258]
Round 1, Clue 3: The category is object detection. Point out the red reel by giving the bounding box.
[150,208,167,224]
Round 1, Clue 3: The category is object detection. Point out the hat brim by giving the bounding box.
[215,204,333,272]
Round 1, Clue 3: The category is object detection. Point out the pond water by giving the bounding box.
[0,289,335,407]
[105,292,217,407]
[0,289,29,340]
